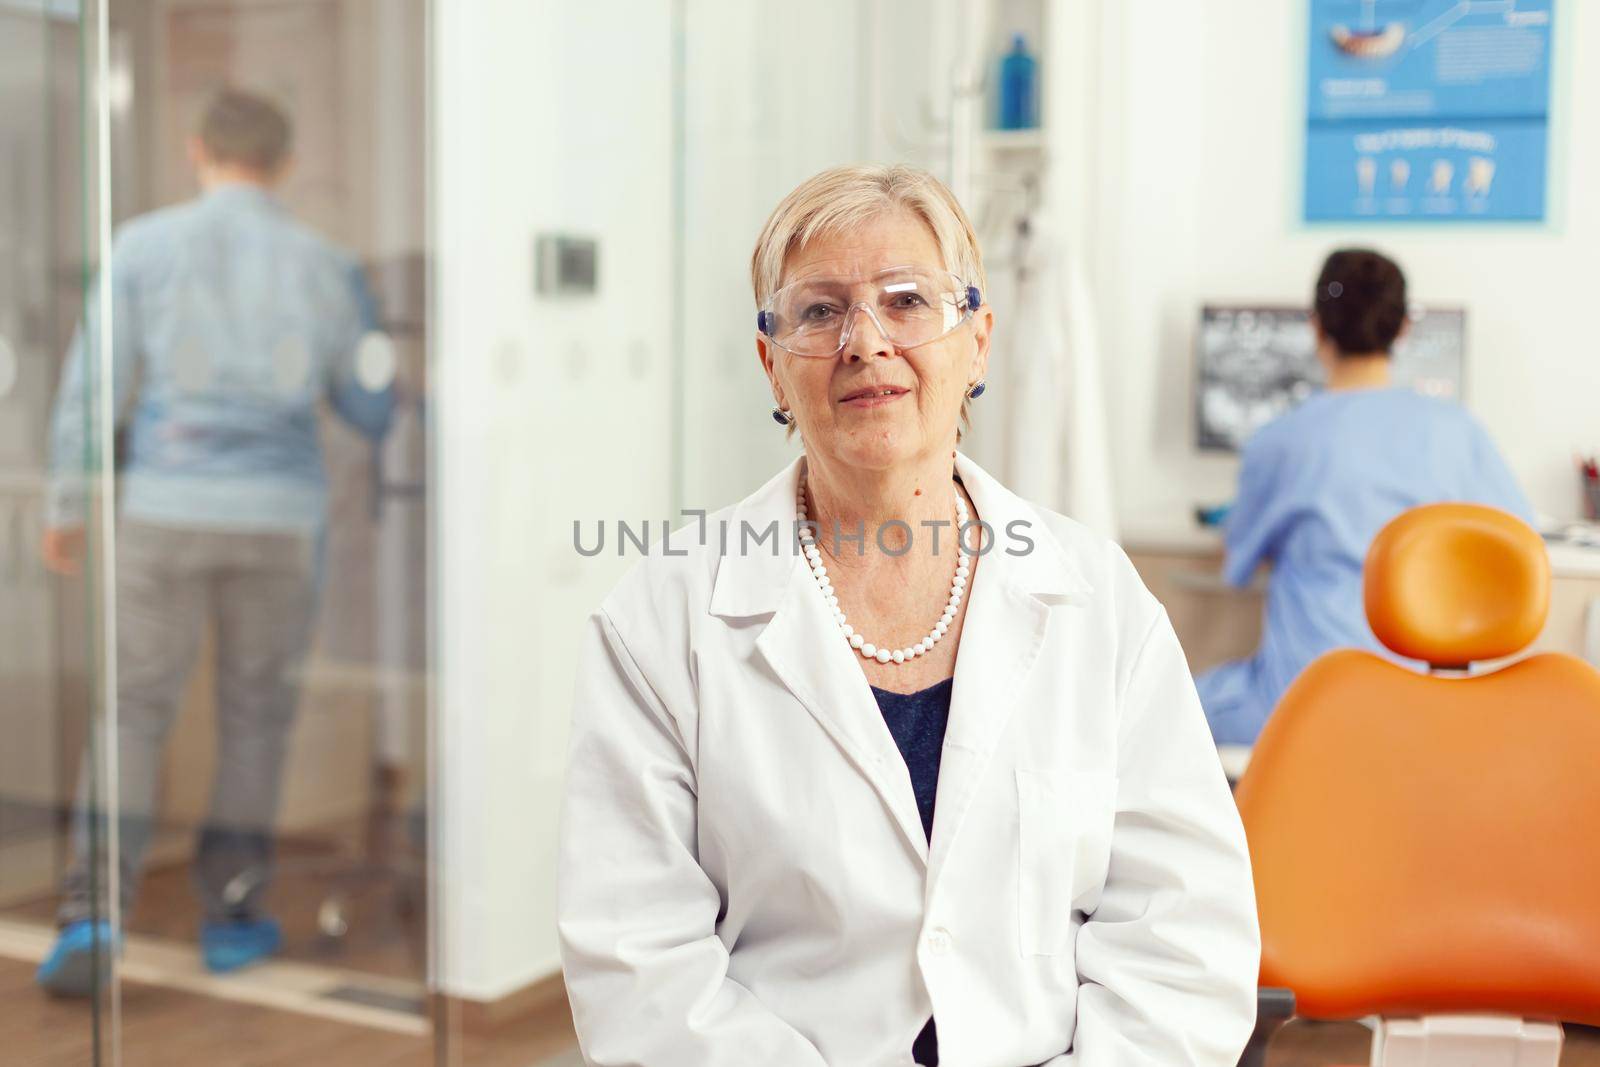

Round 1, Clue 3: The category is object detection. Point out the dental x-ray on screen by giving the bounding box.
[1195,305,1466,452]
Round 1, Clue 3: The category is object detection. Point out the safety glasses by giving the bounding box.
[757,266,981,358]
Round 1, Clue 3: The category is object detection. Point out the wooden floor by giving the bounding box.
[7,828,427,981]
[1270,1020,1600,1066]
[6,954,1599,1067]
[1,958,579,1067]
[6,832,1599,1067]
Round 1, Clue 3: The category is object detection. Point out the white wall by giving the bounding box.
[1080,0,1600,529]
[433,0,674,999]
[431,0,1600,1000]
[433,0,954,1000]
[675,0,866,511]
[676,0,953,512]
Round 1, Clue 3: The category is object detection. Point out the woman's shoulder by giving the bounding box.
[1240,387,1402,462]
[597,464,809,653]
[956,455,1156,620]
[598,461,803,619]
[998,492,1164,631]
[594,502,739,627]
[1336,387,1486,443]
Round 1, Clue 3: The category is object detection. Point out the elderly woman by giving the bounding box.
[557,165,1259,1066]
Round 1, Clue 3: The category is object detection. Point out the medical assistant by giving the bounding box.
[558,452,1259,1067]
[1197,387,1534,745]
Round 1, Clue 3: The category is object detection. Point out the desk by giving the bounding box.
[1127,521,1600,785]
[1122,519,1600,674]
[1217,744,1253,781]
[1120,523,1261,676]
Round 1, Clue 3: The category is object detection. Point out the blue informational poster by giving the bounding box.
[1304,0,1554,222]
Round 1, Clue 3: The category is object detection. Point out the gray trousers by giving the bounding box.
[60,520,317,926]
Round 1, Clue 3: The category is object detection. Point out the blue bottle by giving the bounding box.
[998,33,1038,130]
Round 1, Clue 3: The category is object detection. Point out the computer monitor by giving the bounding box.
[1195,304,1466,452]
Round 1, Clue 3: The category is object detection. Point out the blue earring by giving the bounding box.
[771,407,794,425]
[966,379,987,400]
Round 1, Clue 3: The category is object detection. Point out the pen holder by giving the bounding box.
[1584,476,1600,522]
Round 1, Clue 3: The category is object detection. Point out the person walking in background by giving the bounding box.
[1196,248,1533,746]
[36,88,395,994]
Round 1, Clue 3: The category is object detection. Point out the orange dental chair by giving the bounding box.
[1233,503,1600,1067]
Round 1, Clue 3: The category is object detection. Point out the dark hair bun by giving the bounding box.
[1313,248,1407,356]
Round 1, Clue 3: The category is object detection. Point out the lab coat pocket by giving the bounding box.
[1016,768,1118,957]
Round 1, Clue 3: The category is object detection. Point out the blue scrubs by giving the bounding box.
[1196,387,1534,745]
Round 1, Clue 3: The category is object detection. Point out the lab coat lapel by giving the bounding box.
[925,453,1092,890]
[755,565,933,865]
[711,457,931,865]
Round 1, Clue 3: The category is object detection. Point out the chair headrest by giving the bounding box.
[1364,503,1549,666]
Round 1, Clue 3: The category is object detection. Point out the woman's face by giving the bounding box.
[757,209,992,475]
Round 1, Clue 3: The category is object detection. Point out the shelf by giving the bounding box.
[981,128,1046,153]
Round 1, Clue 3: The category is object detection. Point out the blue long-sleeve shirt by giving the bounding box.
[1196,386,1534,745]
[47,183,394,532]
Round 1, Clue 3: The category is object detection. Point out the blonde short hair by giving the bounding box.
[750,164,987,307]
[751,164,988,439]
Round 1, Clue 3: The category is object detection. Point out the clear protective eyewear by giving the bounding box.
[757,265,982,358]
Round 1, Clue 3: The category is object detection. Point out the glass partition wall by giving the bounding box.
[0,0,107,1058]
[4,1,435,1062]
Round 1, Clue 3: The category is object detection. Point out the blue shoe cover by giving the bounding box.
[36,919,118,997]
[201,917,282,974]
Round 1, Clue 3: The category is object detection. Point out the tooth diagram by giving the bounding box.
[1465,157,1495,196]
[1357,157,1377,196]
[1430,160,1454,195]
[1390,159,1410,191]
[1330,23,1407,58]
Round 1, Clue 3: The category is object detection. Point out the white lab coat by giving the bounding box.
[557,452,1259,1067]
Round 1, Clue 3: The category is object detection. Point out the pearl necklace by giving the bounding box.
[797,471,970,665]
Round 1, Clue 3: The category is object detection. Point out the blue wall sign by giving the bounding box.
[1305,0,1554,222]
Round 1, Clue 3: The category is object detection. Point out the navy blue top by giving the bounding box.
[869,676,954,1067]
